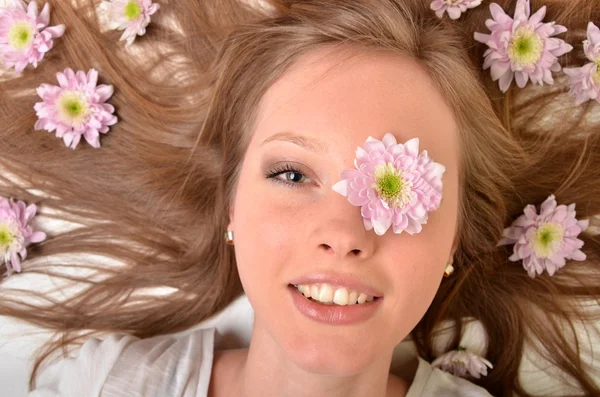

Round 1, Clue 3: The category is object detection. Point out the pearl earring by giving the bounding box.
[224,230,234,245]
[444,263,454,277]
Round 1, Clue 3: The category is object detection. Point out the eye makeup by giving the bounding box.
[264,161,314,189]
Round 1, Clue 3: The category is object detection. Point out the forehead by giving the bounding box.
[250,45,458,166]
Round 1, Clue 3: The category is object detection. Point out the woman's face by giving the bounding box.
[228,46,460,375]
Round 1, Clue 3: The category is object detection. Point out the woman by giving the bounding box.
[0,0,599,395]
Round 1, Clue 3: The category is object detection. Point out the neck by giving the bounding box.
[232,325,409,397]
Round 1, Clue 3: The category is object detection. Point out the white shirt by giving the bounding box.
[28,327,493,397]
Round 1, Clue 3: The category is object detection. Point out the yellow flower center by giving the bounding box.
[57,91,91,126]
[508,26,544,69]
[594,59,600,85]
[124,1,142,20]
[0,224,15,250]
[373,163,412,208]
[8,21,35,50]
[531,222,564,258]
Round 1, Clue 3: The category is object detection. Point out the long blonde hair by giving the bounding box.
[1,0,599,395]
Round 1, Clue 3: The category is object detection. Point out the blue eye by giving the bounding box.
[266,163,312,188]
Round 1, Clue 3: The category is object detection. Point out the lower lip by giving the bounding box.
[288,285,383,325]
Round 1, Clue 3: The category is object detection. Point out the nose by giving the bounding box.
[314,192,376,260]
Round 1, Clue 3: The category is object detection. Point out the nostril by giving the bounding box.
[351,249,361,256]
[320,244,333,251]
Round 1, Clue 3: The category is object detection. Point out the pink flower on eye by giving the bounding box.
[473,0,572,93]
[430,0,482,20]
[497,195,589,278]
[432,346,494,379]
[99,0,160,46]
[0,0,65,74]
[563,22,600,105]
[0,197,46,276]
[34,68,118,149]
[332,133,445,236]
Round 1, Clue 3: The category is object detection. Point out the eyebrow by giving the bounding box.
[260,131,328,154]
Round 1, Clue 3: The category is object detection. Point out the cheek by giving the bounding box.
[232,171,308,298]
[384,186,459,338]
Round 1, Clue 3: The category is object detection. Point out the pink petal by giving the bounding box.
[332,180,350,197]
[515,71,528,88]
[56,71,69,87]
[489,3,510,22]
[63,132,74,148]
[96,84,114,102]
[10,253,22,273]
[371,214,392,236]
[84,130,101,148]
[430,0,445,12]
[87,68,99,87]
[570,250,586,261]
[473,32,491,44]
[38,3,50,27]
[147,4,159,15]
[403,137,419,157]
[26,1,38,20]
[29,231,46,243]
[514,0,531,21]
[490,61,511,80]
[44,24,65,38]
[498,71,514,93]
[23,203,37,223]
[528,6,546,26]
[447,6,462,20]
[381,132,397,148]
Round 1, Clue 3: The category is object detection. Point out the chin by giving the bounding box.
[281,330,383,376]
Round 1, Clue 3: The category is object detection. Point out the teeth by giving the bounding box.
[318,284,334,303]
[295,284,375,306]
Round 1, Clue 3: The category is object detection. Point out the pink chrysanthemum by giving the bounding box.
[34,68,118,149]
[563,22,600,105]
[497,195,589,278]
[332,133,445,236]
[473,0,573,93]
[99,0,160,46]
[0,197,46,275]
[432,346,494,379]
[430,0,482,20]
[0,0,65,74]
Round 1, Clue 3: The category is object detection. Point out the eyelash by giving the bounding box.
[265,163,312,189]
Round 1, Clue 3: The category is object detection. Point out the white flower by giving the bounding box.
[99,0,159,46]
[432,347,494,379]
[430,0,482,20]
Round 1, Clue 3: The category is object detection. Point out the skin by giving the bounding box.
[214,45,460,397]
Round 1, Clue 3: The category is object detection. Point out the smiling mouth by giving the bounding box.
[289,284,381,306]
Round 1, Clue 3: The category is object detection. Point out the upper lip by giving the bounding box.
[288,273,384,297]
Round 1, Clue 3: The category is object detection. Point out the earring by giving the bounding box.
[444,263,454,277]
[224,230,234,245]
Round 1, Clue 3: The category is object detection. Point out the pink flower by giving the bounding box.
[473,0,573,92]
[332,133,445,236]
[0,1,65,74]
[432,346,494,379]
[497,195,589,278]
[0,197,46,275]
[430,0,482,20]
[99,0,160,46]
[34,68,118,149]
[563,22,600,105]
